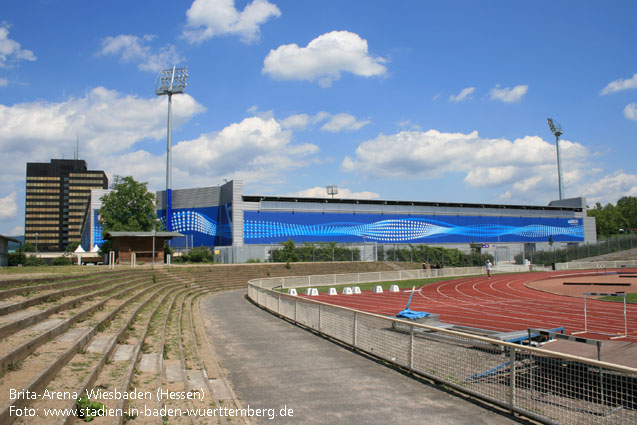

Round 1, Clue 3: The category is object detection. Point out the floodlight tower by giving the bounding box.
[547,118,564,200]
[326,185,338,198]
[155,65,188,231]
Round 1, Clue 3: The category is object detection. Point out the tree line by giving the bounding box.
[587,196,637,237]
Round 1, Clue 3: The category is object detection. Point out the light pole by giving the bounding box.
[152,218,161,269]
[547,118,564,200]
[152,226,156,269]
[326,185,338,198]
[155,66,188,232]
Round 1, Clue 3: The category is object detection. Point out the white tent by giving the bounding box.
[74,245,86,253]
[91,245,100,253]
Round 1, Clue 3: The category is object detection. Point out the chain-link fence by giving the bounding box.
[518,235,637,266]
[248,269,637,425]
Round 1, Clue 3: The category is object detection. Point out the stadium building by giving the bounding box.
[155,180,596,263]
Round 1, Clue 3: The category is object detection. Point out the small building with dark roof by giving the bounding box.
[104,231,184,264]
[0,235,21,267]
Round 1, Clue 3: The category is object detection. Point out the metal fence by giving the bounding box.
[247,268,637,425]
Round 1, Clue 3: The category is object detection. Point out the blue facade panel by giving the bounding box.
[93,210,105,247]
[244,211,584,244]
[157,203,233,247]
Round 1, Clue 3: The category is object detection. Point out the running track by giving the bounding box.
[303,270,637,343]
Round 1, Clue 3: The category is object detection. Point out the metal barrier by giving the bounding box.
[247,272,637,425]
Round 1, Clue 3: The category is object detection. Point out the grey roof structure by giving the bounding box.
[104,231,184,239]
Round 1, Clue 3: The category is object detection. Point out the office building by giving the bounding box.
[25,159,108,251]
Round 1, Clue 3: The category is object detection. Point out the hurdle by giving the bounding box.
[574,292,627,339]
[528,328,603,361]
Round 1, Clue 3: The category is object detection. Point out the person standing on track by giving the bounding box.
[486,260,492,278]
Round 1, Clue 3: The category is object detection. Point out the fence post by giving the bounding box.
[353,311,358,346]
[409,325,414,371]
[509,347,516,411]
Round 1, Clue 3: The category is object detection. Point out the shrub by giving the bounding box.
[188,246,214,263]
[24,255,46,266]
[52,256,72,266]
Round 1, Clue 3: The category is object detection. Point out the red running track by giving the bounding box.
[303,270,637,343]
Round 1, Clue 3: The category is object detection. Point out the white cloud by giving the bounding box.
[291,186,380,200]
[0,22,36,68]
[172,116,319,183]
[0,87,204,156]
[182,0,281,44]
[263,31,387,87]
[280,111,369,132]
[8,225,23,236]
[0,86,205,204]
[0,77,7,87]
[624,103,637,121]
[321,113,370,132]
[601,73,637,95]
[581,170,637,205]
[449,87,475,102]
[100,34,184,72]
[341,129,595,203]
[280,113,310,130]
[488,84,528,103]
[0,192,17,220]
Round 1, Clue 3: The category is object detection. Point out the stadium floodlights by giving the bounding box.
[155,65,188,232]
[326,185,338,198]
[547,118,564,200]
[155,66,188,95]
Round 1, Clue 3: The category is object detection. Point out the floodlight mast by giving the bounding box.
[547,118,564,200]
[155,66,188,231]
[326,185,338,198]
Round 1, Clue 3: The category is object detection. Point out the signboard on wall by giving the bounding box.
[243,211,584,245]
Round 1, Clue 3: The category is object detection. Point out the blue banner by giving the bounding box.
[158,204,233,247]
[244,211,584,244]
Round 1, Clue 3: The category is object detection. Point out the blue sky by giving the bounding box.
[1,0,636,236]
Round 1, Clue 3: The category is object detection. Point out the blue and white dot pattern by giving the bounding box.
[244,211,584,244]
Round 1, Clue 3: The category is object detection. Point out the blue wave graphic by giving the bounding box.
[164,211,219,237]
[244,217,584,242]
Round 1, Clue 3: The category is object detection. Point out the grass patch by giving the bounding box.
[277,275,481,294]
[599,293,637,303]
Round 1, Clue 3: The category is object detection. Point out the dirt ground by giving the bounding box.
[525,270,636,298]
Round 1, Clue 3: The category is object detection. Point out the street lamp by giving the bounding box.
[547,118,564,200]
[155,65,188,232]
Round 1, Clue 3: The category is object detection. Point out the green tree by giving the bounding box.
[64,242,80,253]
[99,176,158,233]
[617,196,637,230]
[279,239,299,263]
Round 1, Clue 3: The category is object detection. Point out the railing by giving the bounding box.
[252,265,489,289]
[555,260,637,270]
[247,269,637,425]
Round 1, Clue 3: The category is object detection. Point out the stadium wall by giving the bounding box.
[155,180,596,262]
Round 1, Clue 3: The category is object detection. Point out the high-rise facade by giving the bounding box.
[25,159,108,251]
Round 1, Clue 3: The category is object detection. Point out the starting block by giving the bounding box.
[353,286,362,294]
[374,285,383,293]
[309,288,319,296]
[389,285,400,293]
[328,287,338,295]
[305,288,313,295]
[343,287,353,295]
[287,288,298,296]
